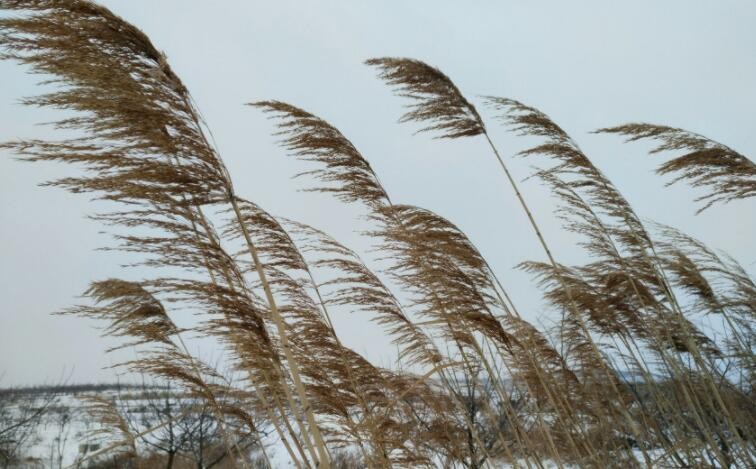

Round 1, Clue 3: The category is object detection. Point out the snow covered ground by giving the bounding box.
[3,387,679,468]
[3,386,326,468]
[6,388,243,468]
[6,391,108,468]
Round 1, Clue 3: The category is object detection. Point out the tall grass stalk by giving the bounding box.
[2,2,754,468]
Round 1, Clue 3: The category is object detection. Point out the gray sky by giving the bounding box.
[1,1,754,386]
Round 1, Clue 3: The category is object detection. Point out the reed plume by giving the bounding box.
[364,58,484,139]
[597,123,756,213]
[79,395,137,459]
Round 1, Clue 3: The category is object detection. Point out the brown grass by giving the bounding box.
[1,2,754,468]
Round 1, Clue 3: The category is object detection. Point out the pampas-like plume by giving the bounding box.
[251,101,390,208]
[596,124,756,213]
[285,219,443,368]
[654,224,755,375]
[485,98,652,257]
[372,204,513,351]
[365,57,485,139]
[79,395,137,458]
[0,0,229,206]
[64,279,179,351]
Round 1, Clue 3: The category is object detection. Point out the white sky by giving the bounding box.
[1,1,754,386]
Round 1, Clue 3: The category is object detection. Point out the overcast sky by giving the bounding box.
[1,1,754,386]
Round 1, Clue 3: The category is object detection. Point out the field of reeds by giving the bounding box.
[1,1,754,468]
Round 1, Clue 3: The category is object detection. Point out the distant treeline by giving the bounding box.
[0,382,168,397]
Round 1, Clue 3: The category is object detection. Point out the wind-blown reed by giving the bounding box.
[2,2,754,468]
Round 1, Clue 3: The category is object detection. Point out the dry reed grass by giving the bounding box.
[1,2,754,468]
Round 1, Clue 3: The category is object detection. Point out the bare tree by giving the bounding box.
[47,405,74,469]
[119,382,264,469]
[0,387,57,468]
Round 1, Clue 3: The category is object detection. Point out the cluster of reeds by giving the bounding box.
[1,1,754,467]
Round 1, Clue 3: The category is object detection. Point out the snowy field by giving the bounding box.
[1,387,680,468]
[2,387,277,468]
